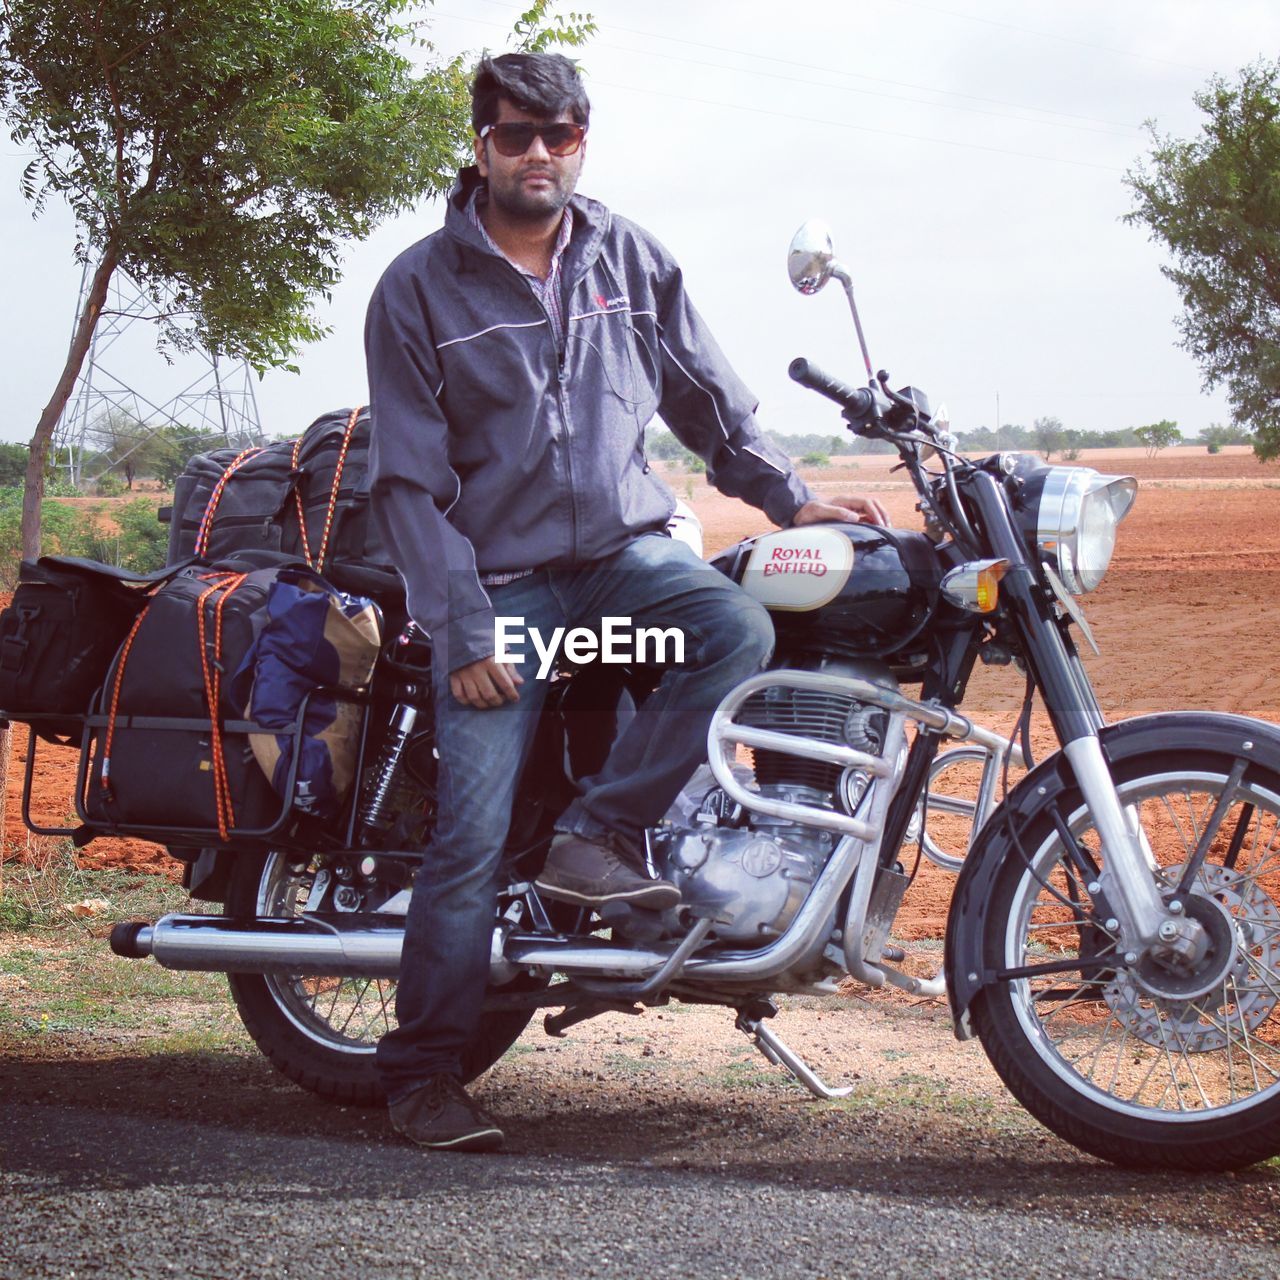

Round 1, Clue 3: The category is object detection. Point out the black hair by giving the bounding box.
[470,52,590,133]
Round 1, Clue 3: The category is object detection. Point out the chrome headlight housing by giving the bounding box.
[1031,466,1137,594]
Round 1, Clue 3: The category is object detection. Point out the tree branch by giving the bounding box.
[91,0,129,211]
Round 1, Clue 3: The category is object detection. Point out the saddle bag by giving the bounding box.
[0,557,178,742]
[83,558,293,837]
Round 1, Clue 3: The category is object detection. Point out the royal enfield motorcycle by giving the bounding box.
[92,222,1280,1172]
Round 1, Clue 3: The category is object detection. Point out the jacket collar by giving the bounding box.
[444,166,609,285]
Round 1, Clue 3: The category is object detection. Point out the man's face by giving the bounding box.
[474,98,586,222]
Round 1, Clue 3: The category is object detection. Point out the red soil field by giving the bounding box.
[4,446,1279,935]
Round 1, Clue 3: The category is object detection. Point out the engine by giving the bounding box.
[651,659,898,944]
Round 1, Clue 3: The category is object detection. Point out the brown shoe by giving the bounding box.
[389,1074,504,1152]
[535,831,681,910]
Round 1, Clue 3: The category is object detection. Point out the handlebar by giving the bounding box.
[788,357,876,418]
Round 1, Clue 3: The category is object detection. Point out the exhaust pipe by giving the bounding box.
[110,914,671,980]
[111,836,858,985]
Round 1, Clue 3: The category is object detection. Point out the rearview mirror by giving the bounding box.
[787,219,836,294]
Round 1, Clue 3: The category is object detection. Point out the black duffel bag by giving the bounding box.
[0,557,181,742]
[83,556,297,839]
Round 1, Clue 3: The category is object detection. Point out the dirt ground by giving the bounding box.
[4,444,1279,936]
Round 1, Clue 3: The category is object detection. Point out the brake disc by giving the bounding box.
[1103,864,1280,1053]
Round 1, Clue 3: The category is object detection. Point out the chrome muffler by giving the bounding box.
[110,914,671,980]
[110,829,868,984]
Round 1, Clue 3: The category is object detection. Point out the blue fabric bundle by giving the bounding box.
[233,569,381,820]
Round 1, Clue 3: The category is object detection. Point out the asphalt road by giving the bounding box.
[4,1098,1280,1280]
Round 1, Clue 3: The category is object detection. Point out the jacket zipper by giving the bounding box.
[484,245,582,562]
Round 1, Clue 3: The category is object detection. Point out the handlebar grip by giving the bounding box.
[788,358,875,417]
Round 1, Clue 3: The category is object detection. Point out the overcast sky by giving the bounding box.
[4,0,1279,448]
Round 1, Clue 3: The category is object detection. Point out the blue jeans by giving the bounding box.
[376,533,774,1096]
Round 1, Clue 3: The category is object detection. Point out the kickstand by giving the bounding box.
[735,999,853,1100]
[544,1000,642,1038]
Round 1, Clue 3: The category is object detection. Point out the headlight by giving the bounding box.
[1032,466,1137,594]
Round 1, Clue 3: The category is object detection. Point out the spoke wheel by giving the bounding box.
[226,851,539,1105]
[974,753,1280,1171]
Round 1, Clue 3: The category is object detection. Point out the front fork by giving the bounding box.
[964,471,1184,954]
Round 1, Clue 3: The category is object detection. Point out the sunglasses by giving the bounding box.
[479,121,587,158]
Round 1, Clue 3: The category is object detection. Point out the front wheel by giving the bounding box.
[225,851,541,1105]
[973,748,1280,1171]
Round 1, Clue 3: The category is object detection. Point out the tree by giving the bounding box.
[1,1,592,557]
[1134,420,1181,457]
[1199,422,1253,450]
[1125,60,1280,461]
[1033,415,1064,460]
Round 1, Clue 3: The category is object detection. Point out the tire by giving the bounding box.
[225,850,540,1106]
[972,748,1280,1171]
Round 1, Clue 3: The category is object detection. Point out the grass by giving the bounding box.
[716,1053,786,1090]
[1,853,236,1038]
[0,844,188,933]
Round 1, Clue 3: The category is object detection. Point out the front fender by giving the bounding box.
[943,711,1280,1039]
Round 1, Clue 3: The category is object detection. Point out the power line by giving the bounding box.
[436,8,1133,168]
[583,34,1137,139]
[456,0,1147,132]
[589,78,1127,173]
[897,1,1215,75]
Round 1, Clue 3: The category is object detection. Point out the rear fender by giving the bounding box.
[943,711,1280,1038]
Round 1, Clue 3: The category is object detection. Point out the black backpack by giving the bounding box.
[165,407,398,593]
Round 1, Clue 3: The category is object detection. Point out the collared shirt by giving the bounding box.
[469,190,574,351]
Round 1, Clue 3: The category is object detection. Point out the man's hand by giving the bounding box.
[449,655,525,708]
[792,494,891,528]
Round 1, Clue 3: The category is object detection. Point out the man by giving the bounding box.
[366,51,888,1153]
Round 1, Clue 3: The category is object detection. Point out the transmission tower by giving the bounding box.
[53,262,265,486]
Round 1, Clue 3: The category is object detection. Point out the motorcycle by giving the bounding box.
[70,220,1280,1171]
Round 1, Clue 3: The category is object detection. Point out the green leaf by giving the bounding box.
[1125,59,1280,460]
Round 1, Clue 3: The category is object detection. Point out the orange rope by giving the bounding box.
[315,406,363,572]
[99,603,154,795]
[290,435,315,568]
[195,447,264,559]
[195,571,247,840]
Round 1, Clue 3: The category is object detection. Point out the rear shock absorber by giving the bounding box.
[358,623,433,840]
[358,701,420,836]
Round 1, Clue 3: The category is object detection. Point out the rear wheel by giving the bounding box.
[225,850,540,1105]
[973,750,1280,1171]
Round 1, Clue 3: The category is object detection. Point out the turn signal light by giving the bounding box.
[941,559,1010,614]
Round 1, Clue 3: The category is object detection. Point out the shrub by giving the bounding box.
[0,443,28,487]
[800,451,830,467]
[0,491,166,586]
[113,498,168,572]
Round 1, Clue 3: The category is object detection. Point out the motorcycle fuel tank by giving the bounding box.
[711,522,940,659]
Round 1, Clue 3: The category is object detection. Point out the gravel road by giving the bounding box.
[4,1097,1280,1280]
[3,974,1279,1279]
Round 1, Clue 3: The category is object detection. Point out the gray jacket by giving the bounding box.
[365,168,814,673]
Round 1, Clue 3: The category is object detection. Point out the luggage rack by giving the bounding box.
[3,684,373,851]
